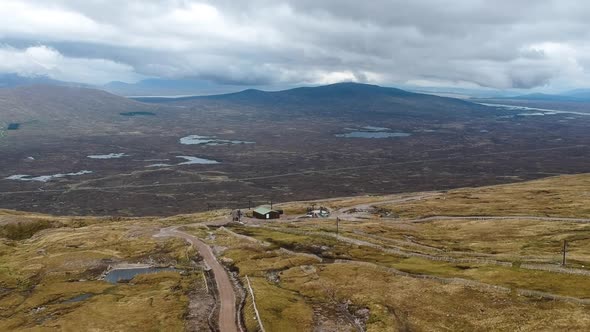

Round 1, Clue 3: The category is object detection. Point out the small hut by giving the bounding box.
[253,206,281,220]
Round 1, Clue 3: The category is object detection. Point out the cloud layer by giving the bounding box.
[1,0,590,89]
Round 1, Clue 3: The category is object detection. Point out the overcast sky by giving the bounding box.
[1,0,590,91]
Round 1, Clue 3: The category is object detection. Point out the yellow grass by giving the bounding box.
[281,263,590,331]
[247,277,314,332]
[383,174,590,218]
[0,217,196,331]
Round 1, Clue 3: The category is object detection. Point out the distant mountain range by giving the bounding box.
[0,73,240,96]
[0,82,497,137]
[479,89,590,102]
[563,89,590,100]
[135,82,491,119]
[4,72,590,104]
[405,86,514,99]
[136,81,413,102]
[0,73,88,89]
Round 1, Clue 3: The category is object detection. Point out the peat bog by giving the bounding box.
[2,84,590,216]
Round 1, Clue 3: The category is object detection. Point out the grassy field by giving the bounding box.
[281,262,590,331]
[221,222,590,296]
[194,218,590,331]
[0,216,202,331]
[382,173,590,218]
[1,174,590,331]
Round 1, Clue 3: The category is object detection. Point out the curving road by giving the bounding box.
[156,226,238,332]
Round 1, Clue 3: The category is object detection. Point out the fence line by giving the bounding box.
[245,275,266,332]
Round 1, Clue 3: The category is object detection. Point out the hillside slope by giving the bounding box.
[0,85,158,123]
[382,173,590,218]
[1,174,590,331]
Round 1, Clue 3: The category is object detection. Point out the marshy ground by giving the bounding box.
[2,87,590,217]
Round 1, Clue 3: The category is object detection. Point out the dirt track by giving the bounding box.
[156,227,238,332]
[406,215,590,223]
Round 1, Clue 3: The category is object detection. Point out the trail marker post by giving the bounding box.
[562,240,568,266]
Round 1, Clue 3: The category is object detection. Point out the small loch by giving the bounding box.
[336,126,411,139]
[62,293,94,303]
[180,135,254,146]
[87,153,129,159]
[5,170,93,183]
[176,156,219,165]
[120,111,156,116]
[104,267,179,284]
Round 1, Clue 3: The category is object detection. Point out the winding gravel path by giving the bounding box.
[156,226,238,332]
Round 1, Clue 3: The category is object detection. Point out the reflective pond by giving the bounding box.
[336,131,411,138]
[104,267,179,284]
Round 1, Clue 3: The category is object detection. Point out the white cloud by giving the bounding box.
[0,45,140,84]
[0,0,116,43]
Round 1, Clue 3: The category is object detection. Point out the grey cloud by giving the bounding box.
[1,0,590,90]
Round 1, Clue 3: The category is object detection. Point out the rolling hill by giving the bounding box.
[136,82,491,119]
[0,85,159,123]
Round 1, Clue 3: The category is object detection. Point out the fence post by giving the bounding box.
[562,240,568,266]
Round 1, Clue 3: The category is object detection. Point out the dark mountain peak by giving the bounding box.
[309,81,380,90]
[240,88,265,94]
[282,82,413,98]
